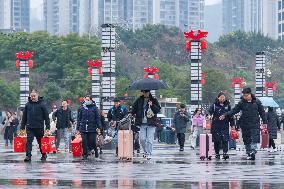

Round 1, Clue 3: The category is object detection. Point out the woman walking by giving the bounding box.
[266,107,280,152]
[191,108,205,149]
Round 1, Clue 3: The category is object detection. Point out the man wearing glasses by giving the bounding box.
[220,87,267,160]
[131,90,161,160]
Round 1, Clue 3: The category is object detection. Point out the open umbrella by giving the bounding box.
[258,97,279,108]
[129,77,169,90]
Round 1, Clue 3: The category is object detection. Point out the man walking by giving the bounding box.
[20,89,50,162]
[220,87,267,160]
[52,100,74,152]
[172,104,190,152]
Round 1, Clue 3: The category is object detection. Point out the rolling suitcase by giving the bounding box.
[261,128,269,149]
[200,134,213,160]
[118,130,133,160]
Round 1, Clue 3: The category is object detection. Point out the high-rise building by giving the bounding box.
[0,0,30,32]
[43,0,79,36]
[79,0,99,36]
[278,0,284,39]
[223,0,277,39]
[0,0,11,30]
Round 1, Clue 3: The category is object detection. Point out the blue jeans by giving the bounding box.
[139,125,156,156]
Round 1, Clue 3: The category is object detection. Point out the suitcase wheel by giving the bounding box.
[200,156,205,161]
[207,156,212,160]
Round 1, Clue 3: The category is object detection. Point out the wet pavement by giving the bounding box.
[1,139,284,188]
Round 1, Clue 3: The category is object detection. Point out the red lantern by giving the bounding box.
[78,97,84,103]
[201,79,206,86]
[87,67,92,75]
[28,60,33,69]
[201,40,207,50]
[16,60,20,69]
[98,68,103,75]
[144,73,148,78]
[154,74,159,79]
[185,41,191,52]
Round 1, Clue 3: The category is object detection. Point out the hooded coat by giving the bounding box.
[266,111,280,139]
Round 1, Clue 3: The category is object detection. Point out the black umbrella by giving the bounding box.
[129,77,169,90]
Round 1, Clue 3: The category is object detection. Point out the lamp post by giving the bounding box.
[255,52,266,97]
[15,51,33,110]
[232,77,245,106]
[87,59,102,106]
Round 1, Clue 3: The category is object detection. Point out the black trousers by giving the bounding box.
[177,133,185,148]
[26,128,45,157]
[269,138,276,149]
[81,132,96,156]
[214,140,228,154]
[133,132,140,151]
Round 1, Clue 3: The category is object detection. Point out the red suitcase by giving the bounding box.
[14,136,27,153]
[41,136,56,153]
[261,128,269,149]
[71,136,82,157]
[200,134,213,160]
[118,130,133,160]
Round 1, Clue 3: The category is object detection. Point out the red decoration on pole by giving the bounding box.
[201,73,206,86]
[98,68,103,75]
[154,74,159,80]
[232,77,245,89]
[28,60,33,69]
[15,60,20,69]
[265,82,277,92]
[201,40,207,50]
[144,66,159,78]
[184,30,208,40]
[87,67,92,75]
[15,51,33,60]
[87,60,102,68]
[185,41,191,53]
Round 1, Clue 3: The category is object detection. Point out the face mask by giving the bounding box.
[84,101,92,106]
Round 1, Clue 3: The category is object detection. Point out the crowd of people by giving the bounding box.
[0,87,283,162]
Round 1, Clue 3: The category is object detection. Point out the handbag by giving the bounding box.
[117,115,132,130]
[96,135,104,147]
[146,105,155,118]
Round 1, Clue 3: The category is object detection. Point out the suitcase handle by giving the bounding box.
[206,134,209,158]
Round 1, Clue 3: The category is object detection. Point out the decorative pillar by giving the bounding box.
[232,77,245,106]
[101,24,116,112]
[184,30,208,115]
[265,82,276,97]
[255,52,266,98]
[144,66,159,97]
[87,60,102,106]
[15,51,33,110]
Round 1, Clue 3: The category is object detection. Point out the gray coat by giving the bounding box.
[266,111,280,139]
[225,94,267,145]
[173,111,190,133]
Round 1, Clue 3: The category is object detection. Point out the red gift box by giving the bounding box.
[14,136,27,153]
[41,136,56,153]
[71,136,82,157]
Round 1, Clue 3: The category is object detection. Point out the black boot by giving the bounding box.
[215,154,220,159]
[24,156,31,162]
[95,149,99,158]
[116,147,118,156]
[223,153,229,160]
[40,154,47,161]
[82,155,88,160]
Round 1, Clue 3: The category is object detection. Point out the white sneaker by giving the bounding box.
[274,148,277,152]
[267,148,272,152]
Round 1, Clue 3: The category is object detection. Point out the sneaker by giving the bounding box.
[215,154,220,159]
[100,149,103,154]
[248,152,255,160]
[82,155,88,160]
[274,148,277,152]
[267,148,272,152]
[223,153,229,160]
[40,154,47,161]
[179,148,184,152]
[24,156,31,162]
[137,149,140,154]
[190,146,195,150]
[142,153,147,158]
[146,155,151,160]
[246,154,251,160]
[95,150,99,158]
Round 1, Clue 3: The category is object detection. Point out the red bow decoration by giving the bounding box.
[265,82,277,92]
[15,60,20,69]
[185,41,191,52]
[28,60,33,69]
[87,60,102,68]
[144,66,159,75]
[201,73,206,86]
[15,51,33,60]
[184,30,208,40]
[232,77,245,89]
[230,129,239,140]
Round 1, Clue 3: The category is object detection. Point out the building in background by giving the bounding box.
[79,0,99,36]
[223,0,277,40]
[278,0,284,39]
[0,0,30,32]
[43,0,79,36]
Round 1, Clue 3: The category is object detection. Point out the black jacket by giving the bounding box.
[21,97,50,130]
[225,94,267,144]
[52,107,74,129]
[173,111,190,133]
[132,95,161,127]
[77,103,101,132]
[209,100,233,142]
[107,105,128,122]
[266,111,280,139]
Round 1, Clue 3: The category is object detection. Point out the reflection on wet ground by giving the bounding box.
[1,141,284,188]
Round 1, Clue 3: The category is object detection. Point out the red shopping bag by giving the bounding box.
[230,129,239,140]
[14,136,27,153]
[41,136,56,153]
[71,135,82,157]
